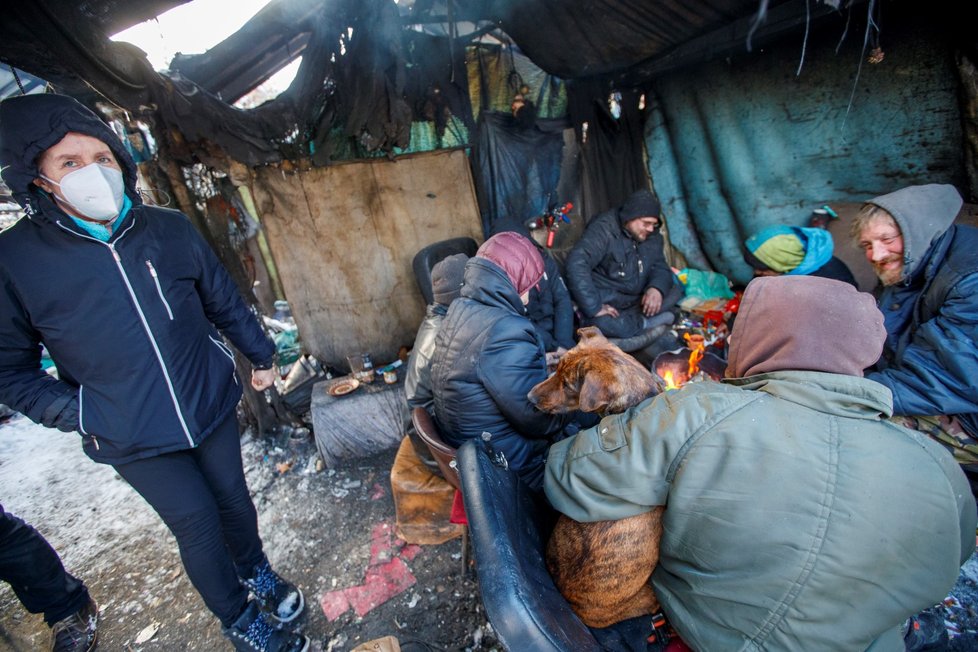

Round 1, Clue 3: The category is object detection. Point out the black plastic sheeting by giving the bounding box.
[0,0,472,166]
[469,76,651,235]
[568,80,649,220]
[454,0,764,80]
[472,111,568,236]
[0,0,804,171]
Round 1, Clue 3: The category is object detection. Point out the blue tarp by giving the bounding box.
[646,20,964,284]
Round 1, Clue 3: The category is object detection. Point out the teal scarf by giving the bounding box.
[69,195,132,242]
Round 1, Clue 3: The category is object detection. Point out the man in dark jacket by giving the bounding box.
[430,232,580,491]
[852,184,978,497]
[1,504,98,651]
[565,189,681,341]
[490,216,575,353]
[0,93,307,652]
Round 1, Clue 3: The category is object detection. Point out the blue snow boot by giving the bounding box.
[223,601,309,652]
[242,559,305,624]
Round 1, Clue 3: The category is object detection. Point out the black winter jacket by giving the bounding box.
[430,257,574,490]
[0,94,274,465]
[531,258,575,351]
[566,208,674,318]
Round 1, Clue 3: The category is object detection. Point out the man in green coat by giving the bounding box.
[545,275,975,651]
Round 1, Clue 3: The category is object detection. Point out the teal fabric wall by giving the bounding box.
[646,15,964,284]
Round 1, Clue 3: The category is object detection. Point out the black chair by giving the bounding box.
[457,439,601,652]
[412,237,478,306]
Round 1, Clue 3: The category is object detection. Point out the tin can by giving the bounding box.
[383,369,397,384]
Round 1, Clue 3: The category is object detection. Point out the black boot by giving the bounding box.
[50,597,98,652]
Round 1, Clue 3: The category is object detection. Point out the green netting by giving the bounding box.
[467,45,567,120]
[327,116,470,162]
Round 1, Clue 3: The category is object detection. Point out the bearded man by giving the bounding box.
[852,183,978,497]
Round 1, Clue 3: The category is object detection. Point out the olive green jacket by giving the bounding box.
[545,371,976,651]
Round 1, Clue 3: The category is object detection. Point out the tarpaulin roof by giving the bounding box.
[455,0,771,79]
[2,1,844,96]
[0,0,890,168]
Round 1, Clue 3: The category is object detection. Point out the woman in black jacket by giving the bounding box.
[0,94,306,652]
[430,232,580,491]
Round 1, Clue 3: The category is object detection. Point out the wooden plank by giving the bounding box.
[252,149,483,367]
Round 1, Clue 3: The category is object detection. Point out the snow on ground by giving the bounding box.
[0,415,164,572]
[0,414,491,651]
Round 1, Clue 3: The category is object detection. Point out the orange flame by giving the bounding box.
[687,345,704,378]
[684,333,706,378]
[662,370,680,390]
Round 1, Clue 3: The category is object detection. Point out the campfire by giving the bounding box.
[654,332,726,390]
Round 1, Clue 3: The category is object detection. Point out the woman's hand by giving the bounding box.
[251,367,277,391]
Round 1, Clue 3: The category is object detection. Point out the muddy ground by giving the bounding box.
[2,411,977,652]
[0,414,496,651]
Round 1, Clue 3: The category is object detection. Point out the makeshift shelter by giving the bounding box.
[2,0,976,424]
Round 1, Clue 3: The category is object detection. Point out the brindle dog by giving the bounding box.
[529,326,663,628]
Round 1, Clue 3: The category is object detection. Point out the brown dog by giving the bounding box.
[529,326,664,629]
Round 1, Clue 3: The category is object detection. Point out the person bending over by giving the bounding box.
[546,275,975,652]
[743,224,856,286]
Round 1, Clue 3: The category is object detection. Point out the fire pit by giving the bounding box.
[653,347,726,389]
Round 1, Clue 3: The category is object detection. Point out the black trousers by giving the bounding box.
[0,504,89,625]
[583,279,685,339]
[113,414,266,627]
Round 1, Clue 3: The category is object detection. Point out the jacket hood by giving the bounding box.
[727,275,885,378]
[460,256,527,314]
[476,231,544,296]
[0,93,139,211]
[867,184,962,281]
[618,189,661,228]
[744,225,834,276]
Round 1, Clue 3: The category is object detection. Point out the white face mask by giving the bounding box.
[41,163,124,221]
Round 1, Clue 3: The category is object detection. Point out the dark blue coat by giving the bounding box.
[0,94,274,464]
[430,257,574,490]
[868,224,978,437]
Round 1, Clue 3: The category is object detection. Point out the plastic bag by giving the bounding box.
[678,268,734,301]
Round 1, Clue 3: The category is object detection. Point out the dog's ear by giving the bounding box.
[578,366,615,414]
[576,326,607,348]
